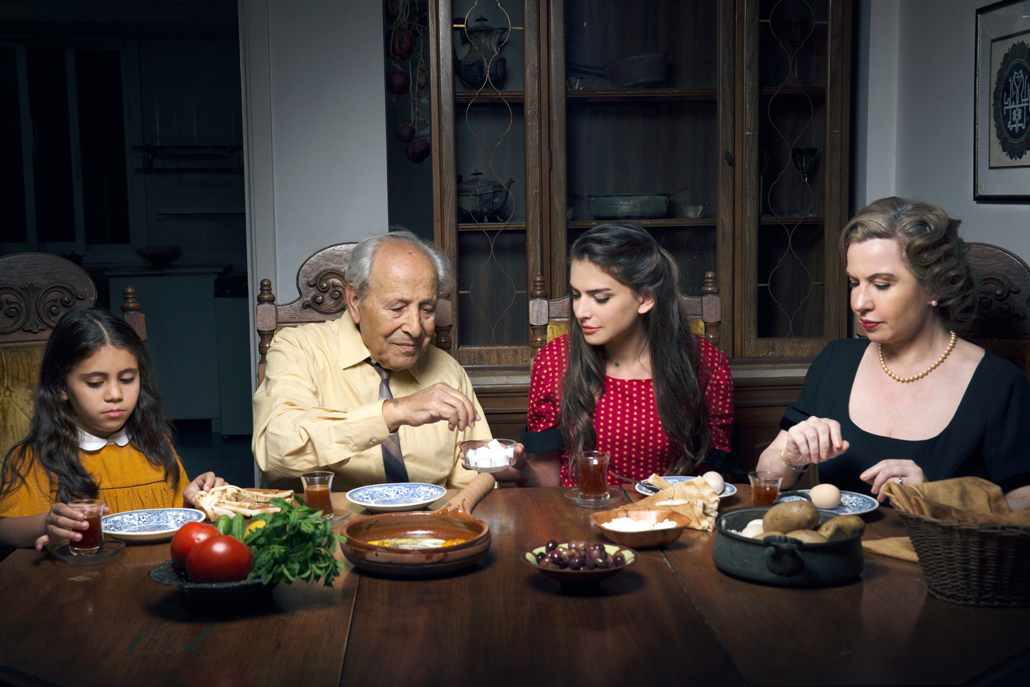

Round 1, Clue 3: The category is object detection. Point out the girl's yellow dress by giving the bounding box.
[0,443,188,517]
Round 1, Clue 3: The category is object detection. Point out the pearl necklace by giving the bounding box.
[878,331,957,383]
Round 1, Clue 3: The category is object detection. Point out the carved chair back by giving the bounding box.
[527,270,722,352]
[965,242,1030,372]
[255,243,454,384]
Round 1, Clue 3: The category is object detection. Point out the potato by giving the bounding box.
[759,531,785,540]
[762,501,820,534]
[817,515,866,542]
[784,529,828,544]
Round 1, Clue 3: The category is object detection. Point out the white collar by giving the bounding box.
[78,427,131,451]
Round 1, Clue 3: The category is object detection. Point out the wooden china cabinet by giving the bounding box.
[427,0,853,470]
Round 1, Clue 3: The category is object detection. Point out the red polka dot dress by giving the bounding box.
[524,334,733,487]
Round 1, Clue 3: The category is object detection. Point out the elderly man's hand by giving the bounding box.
[382,383,481,432]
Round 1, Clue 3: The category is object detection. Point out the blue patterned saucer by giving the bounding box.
[635,476,738,499]
[346,483,447,513]
[102,508,206,543]
[776,490,879,516]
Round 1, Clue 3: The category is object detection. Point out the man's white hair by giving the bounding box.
[345,229,454,303]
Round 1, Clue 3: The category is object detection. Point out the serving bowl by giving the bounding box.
[590,508,691,548]
[149,560,276,604]
[522,542,636,584]
[712,507,864,587]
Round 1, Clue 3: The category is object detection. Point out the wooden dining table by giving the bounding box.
[1,484,1028,687]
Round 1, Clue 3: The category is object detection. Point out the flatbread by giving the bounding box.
[194,485,294,520]
[628,475,720,531]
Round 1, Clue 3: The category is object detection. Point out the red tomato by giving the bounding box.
[170,522,218,570]
[186,535,253,583]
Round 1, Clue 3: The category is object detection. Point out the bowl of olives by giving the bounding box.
[522,540,636,584]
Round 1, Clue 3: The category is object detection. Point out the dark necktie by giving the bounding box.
[366,359,409,483]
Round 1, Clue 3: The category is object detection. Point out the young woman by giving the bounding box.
[756,197,1030,509]
[510,223,733,488]
[0,308,223,550]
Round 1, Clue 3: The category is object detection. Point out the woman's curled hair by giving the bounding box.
[838,196,976,329]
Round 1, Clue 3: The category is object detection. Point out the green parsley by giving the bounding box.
[244,497,347,587]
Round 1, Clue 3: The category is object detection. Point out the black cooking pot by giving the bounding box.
[712,507,864,587]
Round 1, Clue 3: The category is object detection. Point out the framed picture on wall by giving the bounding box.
[975,0,1030,201]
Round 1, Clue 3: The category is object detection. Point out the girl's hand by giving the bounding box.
[183,472,225,506]
[35,502,111,551]
[861,460,926,502]
[782,417,850,468]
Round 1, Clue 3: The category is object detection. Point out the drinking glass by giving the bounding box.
[748,472,783,507]
[301,471,334,518]
[575,451,610,499]
[68,499,106,555]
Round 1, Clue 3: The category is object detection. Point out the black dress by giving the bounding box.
[781,338,1030,495]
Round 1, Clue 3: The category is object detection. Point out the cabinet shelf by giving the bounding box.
[758,215,824,225]
[458,222,526,232]
[759,87,826,97]
[569,219,715,229]
[454,91,525,104]
[566,88,717,103]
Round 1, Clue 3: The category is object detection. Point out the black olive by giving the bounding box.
[545,540,558,552]
[612,553,626,567]
[570,555,585,570]
[535,551,546,563]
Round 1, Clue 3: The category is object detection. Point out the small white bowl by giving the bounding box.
[460,438,516,473]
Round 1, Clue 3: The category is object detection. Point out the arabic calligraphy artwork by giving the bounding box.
[975,0,1030,200]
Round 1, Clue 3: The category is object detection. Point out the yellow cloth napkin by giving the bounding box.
[627,475,720,531]
[862,537,919,563]
[883,477,1030,526]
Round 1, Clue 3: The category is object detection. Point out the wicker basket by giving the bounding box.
[898,511,1030,607]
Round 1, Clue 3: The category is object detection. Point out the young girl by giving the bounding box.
[0,308,223,550]
[512,223,734,487]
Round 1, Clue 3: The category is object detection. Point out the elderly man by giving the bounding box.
[252,231,492,490]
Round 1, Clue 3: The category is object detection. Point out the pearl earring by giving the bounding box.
[930,300,938,307]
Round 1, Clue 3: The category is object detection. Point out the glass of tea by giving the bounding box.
[575,451,610,499]
[748,471,783,507]
[68,499,106,555]
[301,471,334,518]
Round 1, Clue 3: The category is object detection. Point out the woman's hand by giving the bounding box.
[34,502,111,551]
[782,417,850,467]
[183,472,225,506]
[861,460,926,502]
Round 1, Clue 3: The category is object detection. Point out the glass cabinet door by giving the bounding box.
[549,0,733,340]
[434,0,542,366]
[740,0,850,358]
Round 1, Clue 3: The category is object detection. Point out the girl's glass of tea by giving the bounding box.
[301,471,334,518]
[68,499,106,555]
[575,451,610,499]
[748,471,783,507]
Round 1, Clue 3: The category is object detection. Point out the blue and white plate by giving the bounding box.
[777,489,879,516]
[102,508,206,543]
[346,483,447,513]
[636,476,737,500]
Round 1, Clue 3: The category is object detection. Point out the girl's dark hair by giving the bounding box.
[1,308,179,504]
[561,223,712,475]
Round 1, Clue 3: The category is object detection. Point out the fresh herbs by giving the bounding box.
[244,498,347,587]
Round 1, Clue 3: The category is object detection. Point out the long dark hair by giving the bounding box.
[560,223,712,475]
[1,308,179,504]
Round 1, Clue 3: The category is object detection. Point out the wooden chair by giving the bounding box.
[965,241,1030,372]
[528,270,722,351]
[0,254,149,473]
[255,242,454,384]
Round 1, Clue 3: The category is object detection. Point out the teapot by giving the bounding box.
[457,171,515,223]
[456,16,508,89]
